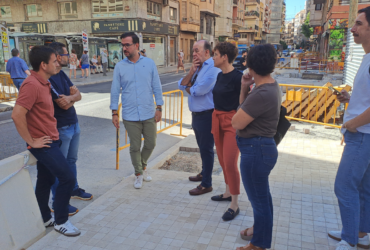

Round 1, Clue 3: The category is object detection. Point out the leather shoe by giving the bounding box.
[189,173,202,182]
[211,194,232,202]
[222,207,239,221]
[189,185,213,196]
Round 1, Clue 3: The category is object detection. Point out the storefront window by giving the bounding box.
[143,36,164,66]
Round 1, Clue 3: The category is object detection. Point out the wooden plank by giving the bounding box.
[291,90,317,118]
[324,85,352,123]
[302,83,332,118]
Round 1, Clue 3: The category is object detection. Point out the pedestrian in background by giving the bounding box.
[177,52,186,74]
[97,54,103,73]
[211,42,242,221]
[90,55,98,74]
[6,48,31,90]
[240,50,248,72]
[180,49,184,63]
[328,7,370,250]
[111,32,163,189]
[11,46,80,237]
[232,44,280,250]
[100,49,108,76]
[178,40,221,196]
[48,42,93,217]
[69,49,77,79]
[80,50,89,78]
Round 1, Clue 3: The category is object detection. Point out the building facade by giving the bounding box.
[197,0,219,50]
[215,0,233,42]
[0,0,180,68]
[266,0,283,45]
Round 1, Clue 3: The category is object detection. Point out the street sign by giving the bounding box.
[0,24,10,64]
[82,30,88,52]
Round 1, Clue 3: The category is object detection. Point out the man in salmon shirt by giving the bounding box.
[11,46,81,237]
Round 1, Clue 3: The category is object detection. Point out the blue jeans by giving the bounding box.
[51,123,80,201]
[192,111,214,188]
[12,78,25,90]
[237,136,278,249]
[28,140,76,225]
[335,131,370,245]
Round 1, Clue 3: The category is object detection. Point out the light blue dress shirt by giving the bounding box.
[178,57,221,112]
[110,55,164,121]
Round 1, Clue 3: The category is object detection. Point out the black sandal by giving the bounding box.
[222,207,239,221]
[211,194,232,202]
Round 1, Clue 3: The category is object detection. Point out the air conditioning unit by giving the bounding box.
[9,26,21,32]
[163,0,169,6]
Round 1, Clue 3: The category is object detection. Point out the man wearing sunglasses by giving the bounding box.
[47,42,93,216]
[111,32,163,189]
[178,40,221,196]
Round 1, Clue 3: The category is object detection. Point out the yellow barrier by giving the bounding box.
[0,74,18,102]
[115,90,186,170]
[276,56,344,74]
[280,83,351,128]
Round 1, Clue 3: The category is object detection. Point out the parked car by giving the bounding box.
[233,56,244,71]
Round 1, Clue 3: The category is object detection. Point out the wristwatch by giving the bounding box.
[156,106,162,112]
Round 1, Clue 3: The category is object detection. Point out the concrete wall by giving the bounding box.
[215,0,233,38]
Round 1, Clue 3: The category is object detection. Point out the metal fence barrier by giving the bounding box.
[280,83,351,128]
[0,74,18,102]
[115,90,186,170]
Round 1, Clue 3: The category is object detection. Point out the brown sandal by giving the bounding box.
[240,228,253,241]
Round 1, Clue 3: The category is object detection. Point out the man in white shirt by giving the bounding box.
[328,7,370,250]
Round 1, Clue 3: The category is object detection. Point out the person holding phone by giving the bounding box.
[110,32,163,189]
[327,7,370,250]
[178,40,221,196]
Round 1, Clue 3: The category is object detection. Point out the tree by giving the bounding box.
[301,12,313,38]
[280,40,288,50]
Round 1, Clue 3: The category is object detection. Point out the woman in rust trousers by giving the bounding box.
[211,42,242,221]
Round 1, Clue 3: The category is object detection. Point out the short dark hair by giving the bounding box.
[358,6,370,25]
[120,32,139,44]
[71,48,76,53]
[213,42,238,64]
[11,48,19,57]
[48,42,66,55]
[242,50,248,55]
[29,46,57,72]
[247,44,277,76]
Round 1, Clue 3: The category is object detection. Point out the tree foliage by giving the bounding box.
[301,12,313,38]
[280,40,288,50]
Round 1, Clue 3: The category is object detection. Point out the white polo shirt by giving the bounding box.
[343,53,370,134]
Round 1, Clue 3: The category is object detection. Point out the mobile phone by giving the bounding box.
[328,86,342,96]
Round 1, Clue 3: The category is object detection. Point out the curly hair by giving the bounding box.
[213,42,238,64]
[247,44,277,76]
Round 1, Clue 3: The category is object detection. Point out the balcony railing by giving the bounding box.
[233,0,238,5]
[245,10,260,18]
[339,0,370,4]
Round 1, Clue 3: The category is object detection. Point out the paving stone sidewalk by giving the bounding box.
[28,124,351,250]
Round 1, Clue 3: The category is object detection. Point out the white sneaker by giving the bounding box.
[44,216,55,227]
[134,175,143,189]
[143,169,152,182]
[336,240,357,250]
[54,220,81,237]
[329,231,370,249]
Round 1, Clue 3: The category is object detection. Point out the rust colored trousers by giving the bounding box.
[211,110,240,195]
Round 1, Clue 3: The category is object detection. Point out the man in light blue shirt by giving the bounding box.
[6,48,31,90]
[111,32,163,189]
[100,48,108,76]
[178,40,221,196]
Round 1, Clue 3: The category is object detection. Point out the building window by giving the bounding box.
[206,18,212,35]
[181,1,187,22]
[315,4,322,10]
[58,1,77,19]
[25,4,42,21]
[0,6,11,19]
[147,1,161,20]
[189,3,199,23]
[92,0,123,13]
[200,17,204,33]
[170,7,177,22]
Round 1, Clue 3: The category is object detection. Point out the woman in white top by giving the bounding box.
[90,55,98,74]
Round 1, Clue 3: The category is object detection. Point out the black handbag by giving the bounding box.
[274,106,291,146]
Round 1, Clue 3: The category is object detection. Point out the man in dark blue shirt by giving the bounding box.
[6,49,31,90]
[48,42,93,216]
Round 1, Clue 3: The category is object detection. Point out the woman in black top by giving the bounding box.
[232,44,281,250]
[211,42,242,221]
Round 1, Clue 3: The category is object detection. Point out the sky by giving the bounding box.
[285,0,307,21]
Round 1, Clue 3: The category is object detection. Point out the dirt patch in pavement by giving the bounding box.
[159,151,221,174]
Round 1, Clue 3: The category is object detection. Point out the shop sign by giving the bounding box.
[150,44,155,50]
[218,37,227,42]
[22,23,48,33]
[328,19,348,30]
[91,19,179,35]
[82,30,88,52]
[1,24,10,63]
